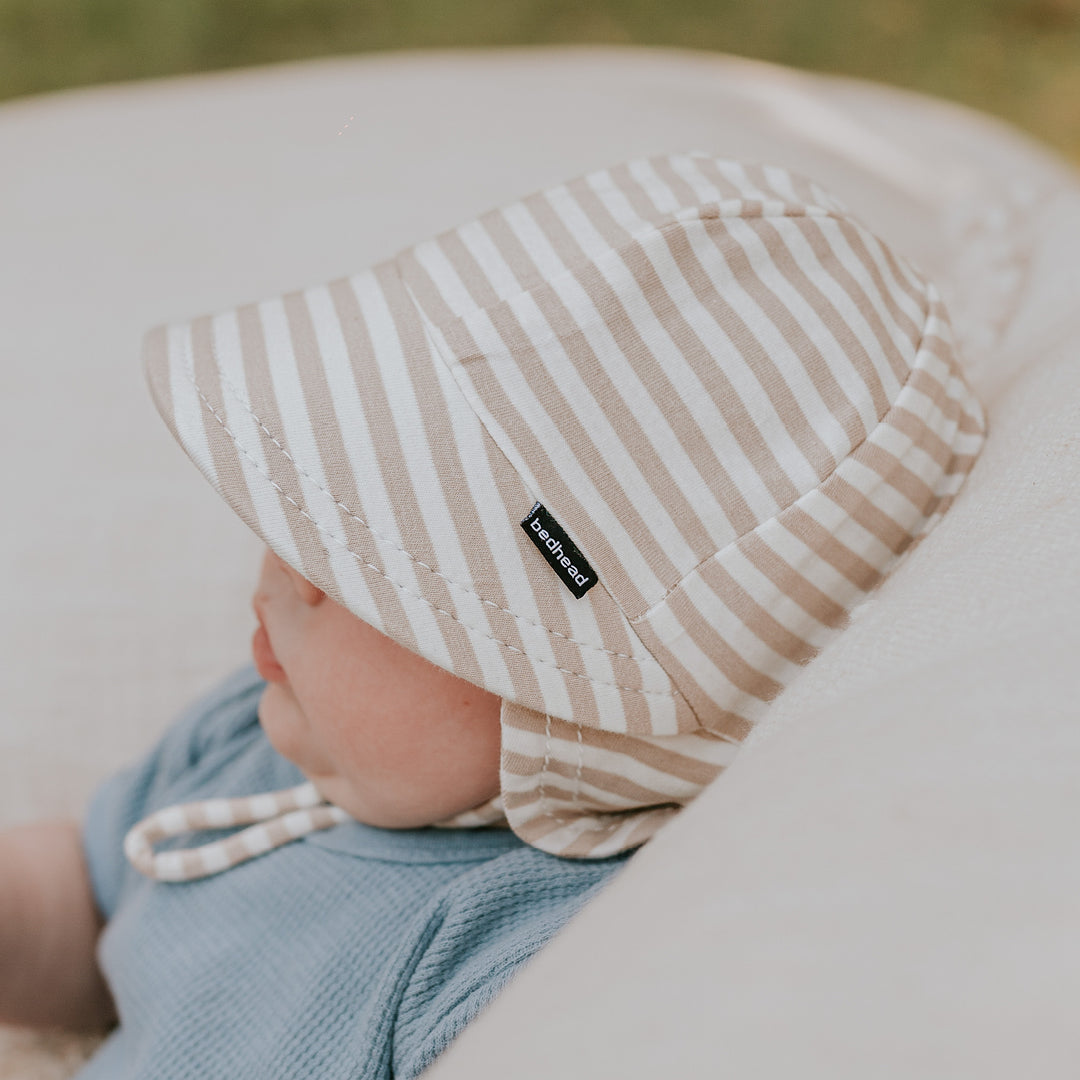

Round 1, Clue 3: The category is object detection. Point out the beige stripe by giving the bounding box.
[814,215,926,361]
[506,280,714,562]
[563,244,763,545]
[695,214,864,476]
[788,217,920,389]
[405,238,669,611]
[234,304,337,589]
[609,226,812,509]
[481,437,572,713]
[572,809,678,857]
[502,751,719,807]
[909,365,965,432]
[697,557,821,667]
[483,289,694,574]
[444,218,695,591]
[779,166,844,215]
[780,505,885,593]
[481,202,565,296]
[187,315,264,541]
[644,155,700,212]
[629,613,761,741]
[696,159,928,357]
[478,205,731,569]
[503,710,727,785]
[620,805,678,852]
[417,285,658,618]
[357,264,482,649]
[737,215,893,421]
[403,249,682,730]
[564,172,635,259]
[521,186,596,274]
[890,405,955,469]
[437,228,502,309]
[858,441,937,515]
[574,178,811,513]
[611,164,873,479]
[721,203,920,392]
[279,290,420,650]
[657,572,786,703]
[502,782,644,815]
[819,471,911,556]
[325,274,466,661]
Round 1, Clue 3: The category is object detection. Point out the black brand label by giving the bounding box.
[520,502,597,599]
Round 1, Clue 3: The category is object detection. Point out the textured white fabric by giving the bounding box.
[1,45,1077,1077]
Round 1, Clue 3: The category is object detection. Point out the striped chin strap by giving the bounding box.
[123,781,508,882]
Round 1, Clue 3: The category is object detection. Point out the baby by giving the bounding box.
[0,151,985,1078]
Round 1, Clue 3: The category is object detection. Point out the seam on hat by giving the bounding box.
[627,288,946,624]
[204,362,650,663]
[413,200,891,348]
[186,367,678,706]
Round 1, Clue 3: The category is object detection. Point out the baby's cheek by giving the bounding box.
[257,686,313,767]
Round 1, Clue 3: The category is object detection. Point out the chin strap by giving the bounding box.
[123,781,351,882]
[124,782,509,882]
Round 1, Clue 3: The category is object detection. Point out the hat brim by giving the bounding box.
[142,257,685,736]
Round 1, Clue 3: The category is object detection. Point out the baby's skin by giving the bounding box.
[0,548,503,1031]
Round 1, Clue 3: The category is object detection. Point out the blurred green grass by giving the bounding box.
[1,0,1078,160]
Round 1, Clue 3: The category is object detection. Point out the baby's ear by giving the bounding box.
[296,575,325,607]
[267,548,325,607]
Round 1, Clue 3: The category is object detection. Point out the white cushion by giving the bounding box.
[2,46,1077,1077]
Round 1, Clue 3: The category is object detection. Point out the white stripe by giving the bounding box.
[410,238,480,319]
[540,180,620,264]
[504,724,735,795]
[203,799,236,827]
[159,805,188,834]
[505,286,700,571]
[209,310,302,569]
[157,852,185,881]
[839,454,928,532]
[247,793,279,820]
[258,296,388,625]
[771,485,894,576]
[679,568,805,686]
[813,214,928,351]
[354,275,493,671]
[688,213,888,441]
[457,218,522,301]
[242,826,273,856]
[517,223,751,559]
[456,307,667,601]
[424,326,543,705]
[544,174,790,527]
[166,323,219,492]
[500,201,567,282]
[302,281,414,635]
[639,603,745,716]
[595,169,839,496]
[680,155,916,397]
[719,541,846,647]
[201,844,231,874]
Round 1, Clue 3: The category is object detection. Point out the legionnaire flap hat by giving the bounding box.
[141,151,985,865]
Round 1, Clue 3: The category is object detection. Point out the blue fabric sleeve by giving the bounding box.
[392,850,630,1079]
[81,663,266,921]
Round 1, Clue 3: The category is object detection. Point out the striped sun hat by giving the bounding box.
[143,151,985,861]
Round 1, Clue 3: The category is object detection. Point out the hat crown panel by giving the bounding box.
[403,163,928,622]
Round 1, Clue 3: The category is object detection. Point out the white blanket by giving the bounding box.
[2,46,1077,1078]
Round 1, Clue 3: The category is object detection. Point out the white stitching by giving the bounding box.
[540,712,555,823]
[572,720,584,805]
[208,357,649,666]
[186,371,675,702]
